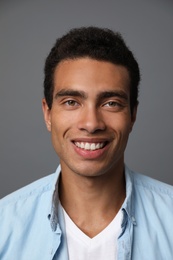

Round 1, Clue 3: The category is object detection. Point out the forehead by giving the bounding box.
[53,58,130,95]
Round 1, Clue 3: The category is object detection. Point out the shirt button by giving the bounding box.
[132,216,136,224]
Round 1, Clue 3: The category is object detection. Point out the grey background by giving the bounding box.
[0,0,173,198]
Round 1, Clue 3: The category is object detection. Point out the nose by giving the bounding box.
[77,107,106,133]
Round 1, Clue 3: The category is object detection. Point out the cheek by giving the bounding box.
[50,114,73,142]
[108,116,132,133]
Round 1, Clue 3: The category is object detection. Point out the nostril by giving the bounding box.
[77,108,106,133]
[78,118,106,133]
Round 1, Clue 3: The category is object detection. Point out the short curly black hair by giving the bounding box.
[44,26,140,113]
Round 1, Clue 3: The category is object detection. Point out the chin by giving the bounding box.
[73,165,111,178]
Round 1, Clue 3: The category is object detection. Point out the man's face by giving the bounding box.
[43,58,136,178]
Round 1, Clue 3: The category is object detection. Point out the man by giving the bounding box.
[0,27,173,260]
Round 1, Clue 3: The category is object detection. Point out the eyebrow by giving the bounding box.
[54,89,87,99]
[54,89,128,101]
[97,91,128,101]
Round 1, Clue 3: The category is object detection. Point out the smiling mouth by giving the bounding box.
[74,142,107,151]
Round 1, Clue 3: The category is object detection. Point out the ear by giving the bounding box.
[130,105,138,132]
[42,99,51,132]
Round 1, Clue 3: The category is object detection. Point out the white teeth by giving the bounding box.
[85,143,90,150]
[90,143,96,150]
[75,142,105,151]
[96,143,100,149]
[81,142,85,148]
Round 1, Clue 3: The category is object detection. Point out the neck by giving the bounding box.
[58,162,126,237]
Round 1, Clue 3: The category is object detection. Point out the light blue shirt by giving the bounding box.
[0,165,173,259]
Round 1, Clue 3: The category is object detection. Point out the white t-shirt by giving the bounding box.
[62,208,122,260]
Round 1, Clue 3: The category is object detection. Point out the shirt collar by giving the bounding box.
[47,164,137,232]
[122,165,136,225]
[47,165,62,232]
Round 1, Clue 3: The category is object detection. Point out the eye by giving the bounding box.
[65,100,79,106]
[104,101,120,107]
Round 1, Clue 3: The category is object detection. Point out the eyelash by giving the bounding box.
[103,101,121,107]
[62,99,124,110]
[64,100,79,106]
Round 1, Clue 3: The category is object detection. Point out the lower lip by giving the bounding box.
[72,142,110,159]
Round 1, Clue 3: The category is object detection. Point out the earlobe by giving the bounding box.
[42,99,51,131]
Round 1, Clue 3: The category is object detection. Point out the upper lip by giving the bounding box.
[71,138,110,143]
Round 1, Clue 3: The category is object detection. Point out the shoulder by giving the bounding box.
[0,172,56,209]
[0,170,61,258]
[131,170,173,198]
[126,168,173,255]
[127,168,173,211]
